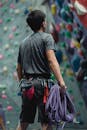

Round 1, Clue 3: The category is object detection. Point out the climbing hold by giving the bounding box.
[1,90,6,94]
[14,32,19,36]
[4,44,10,50]
[77,49,84,57]
[70,39,75,48]
[65,31,72,38]
[68,89,73,94]
[2,7,8,12]
[65,63,70,68]
[71,54,82,72]
[60,42,66,48]
[15,0,19,3]
[56,0,64,8]
[7,106,13,111]
[17,92,22,96]
[24,8,29,15]
[74,41,81,48]
[60,6,73,23]
[14,41,18,47]
[0,84,6,90]
[0,2,3,7]
[61,71,64,77]
[0,19,3,24]
[10,3,15,9]
[67,46,75,55]
[8,34,14,39]
[55,24,61,32]
[59,23,65,29]
[14,9,20,14]
[3,26,8,32]
[73,28,78,35]
[51,4,57,15]
[78,101,83,106]
[66,24,73,32]
[6,18,11,23]
[1,94,7,99]
[28,6,32,11]
[0,54,4,60]
[55,49,63,64]
[2,66,8,74]
[51,73,56,81]
[6,120,10,125]
[12,26,17,32]
[63,55,68,61]
[66,69,74,76]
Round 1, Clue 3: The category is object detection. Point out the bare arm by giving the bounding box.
[16,63,23,81]
[46,49,66,88]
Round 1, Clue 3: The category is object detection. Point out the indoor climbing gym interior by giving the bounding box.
[0,0,87,130]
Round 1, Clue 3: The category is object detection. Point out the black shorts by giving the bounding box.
[19,80,49,124]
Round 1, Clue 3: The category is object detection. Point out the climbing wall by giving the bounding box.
[0,0,87,130]
[58,45,87,130]
[46,0,87,130]
[0,0,38,129]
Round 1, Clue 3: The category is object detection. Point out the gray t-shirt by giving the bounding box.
[17,32,55,77]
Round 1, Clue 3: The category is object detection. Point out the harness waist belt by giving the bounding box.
[24,73,50,79]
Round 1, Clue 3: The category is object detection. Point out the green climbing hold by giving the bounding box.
[68,89,73,94]
[64,5,70,12]
[3,7,8,12]
[51,73,56,81]
[6,18,11,23]
[14,32,19,36]
[61,42,66,48]
[79,101,83,106]
[61,71,65,77]
[65,31,72,38]
[0,84,6,90]
[65,63,70,68]
[73,29,78,35]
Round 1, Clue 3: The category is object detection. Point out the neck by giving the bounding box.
[38,27,45,32]
[34,28,45,33]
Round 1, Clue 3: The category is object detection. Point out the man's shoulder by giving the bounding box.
[20,35,30,48]
[41,32,53,41]
[42,32,52,37]
[22,35,30,44]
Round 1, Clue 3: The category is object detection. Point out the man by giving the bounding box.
[16,10,66,130]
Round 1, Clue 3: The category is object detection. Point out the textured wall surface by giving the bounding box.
[0,0,87,130]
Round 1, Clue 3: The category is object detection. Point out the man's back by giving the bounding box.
[18,32,55,77]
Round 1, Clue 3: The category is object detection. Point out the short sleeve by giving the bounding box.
[45,34,55,50]
[17,36,29,65]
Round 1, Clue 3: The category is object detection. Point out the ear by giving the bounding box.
[42,21,47,28]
